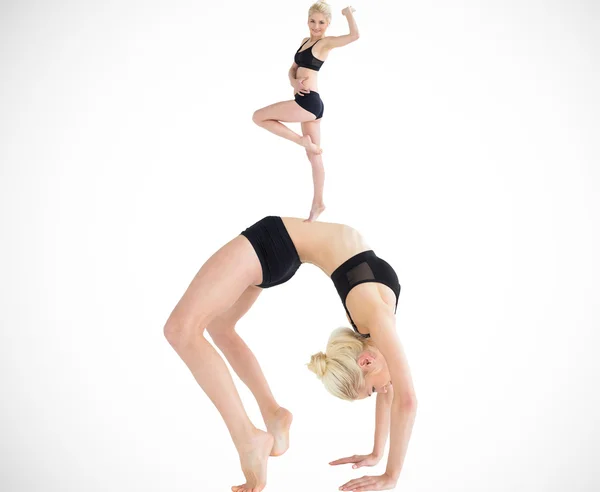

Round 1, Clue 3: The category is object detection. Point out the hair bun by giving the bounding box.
[307,352,328,379]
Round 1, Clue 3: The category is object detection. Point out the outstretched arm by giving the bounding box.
[339,312,417,491]
[324,6,359,49]
[372,313,417,483]
[329,388,393,471]
[372,386,393,459]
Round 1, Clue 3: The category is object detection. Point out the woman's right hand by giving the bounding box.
[329,452,382,469]
[292,77,310,96]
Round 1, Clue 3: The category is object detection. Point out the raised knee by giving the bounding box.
[252,110,263,125]
[163,317,182,346]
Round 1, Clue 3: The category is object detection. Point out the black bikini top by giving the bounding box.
[330,250,401,338]
[294,38,325,71]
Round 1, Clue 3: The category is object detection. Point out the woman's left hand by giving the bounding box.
[339,473,397,491]
[341,6,356,16]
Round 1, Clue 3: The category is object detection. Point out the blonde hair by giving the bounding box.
[308,1,332,23]
[307,327,373,401]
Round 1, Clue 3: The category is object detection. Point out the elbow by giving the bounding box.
[406,394,418,412]
[395,392,417,413]
[351,32,360,41]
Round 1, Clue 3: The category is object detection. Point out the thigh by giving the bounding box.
[167,236,263,331]
[301,120,321,145]
[255,99,316,123]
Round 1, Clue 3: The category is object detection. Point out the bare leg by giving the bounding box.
[253,100,322,154]
[164,236,272,492]
[302,120,326,222]
[207,286,293,457]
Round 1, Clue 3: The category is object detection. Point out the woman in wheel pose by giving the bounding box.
[252,2,360,222]
[164,216,417,492]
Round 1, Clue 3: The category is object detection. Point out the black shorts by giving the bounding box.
[295,90,324,120]
[240,216,302,288]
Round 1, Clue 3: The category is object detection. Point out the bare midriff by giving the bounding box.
[297,66,320,92]
[281,217,371,276]
[281,217,397,330]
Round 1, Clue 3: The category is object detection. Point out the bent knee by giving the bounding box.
[252,110,263,125]
[163,317,183,346]
[164,316,203,347]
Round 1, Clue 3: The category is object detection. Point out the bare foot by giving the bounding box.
[304,202,326,222]
[299,134,323,155]
[231,429,274,492]
[265,407,293,457]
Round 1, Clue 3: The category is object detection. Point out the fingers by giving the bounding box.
[340,476,376,491]
[330,455,359,465]
[294,86,310,95]
[353,486,377,492]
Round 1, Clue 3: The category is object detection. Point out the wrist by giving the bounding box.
[384,467,400,481]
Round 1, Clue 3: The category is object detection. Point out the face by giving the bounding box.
[308,13,329,37]
[357,350,392,400]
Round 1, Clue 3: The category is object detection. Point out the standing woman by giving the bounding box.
[252,2,360,222]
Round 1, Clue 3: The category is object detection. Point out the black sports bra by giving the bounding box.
[294,38,325,71]
[330,250,401,338]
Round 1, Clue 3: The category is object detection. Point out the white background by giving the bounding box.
[1,0,599,491]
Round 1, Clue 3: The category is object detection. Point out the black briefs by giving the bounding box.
[330,250,401,338]
[295,91,324,119]
[241,216,302,288]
